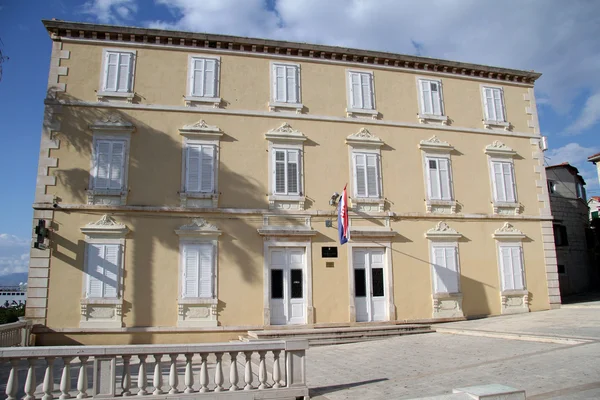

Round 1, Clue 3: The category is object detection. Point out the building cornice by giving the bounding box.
[42,19,541,84]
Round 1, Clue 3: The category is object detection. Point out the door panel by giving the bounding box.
[353,248,387,322]
[269,247,306,325]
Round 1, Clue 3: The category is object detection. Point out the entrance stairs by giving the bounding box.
[239,323,434,346]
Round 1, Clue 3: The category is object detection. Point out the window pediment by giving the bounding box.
[484,141,516,157]
[175,218,221,237]
[179,120,223,140]
[265,123,307,143]
[346,128,383,147]
[80,214,129,237]
[89,113,135,134]
[419,135,453,153]
[493,223,526,240]
[425,221,462,240]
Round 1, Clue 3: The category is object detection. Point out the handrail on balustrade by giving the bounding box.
[0,319,33,347]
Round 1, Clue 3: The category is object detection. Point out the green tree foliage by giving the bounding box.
[0,303,26,324]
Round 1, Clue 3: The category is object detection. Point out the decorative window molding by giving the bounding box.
[419,136,456,214]
[485,141,520,215]
[269,61,303,113]
[425,221,463,319]
[185,55,221,108]
[87,115,134,206]
[265,123,306,210]
[98,48,136,103]
[346,128,384,212]
[79,214,128,329]
[346,69,378,119]
[257,215,316,238]
[492,222,529,315]
[481,85,510,130]
[176,218,220,328]
[416,78,448,125]
[179,120,222,208]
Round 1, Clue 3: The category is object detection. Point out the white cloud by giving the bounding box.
[0,234,30,276]
[81,0,138,24]
[145,0,600,118]
[564,92,600,135]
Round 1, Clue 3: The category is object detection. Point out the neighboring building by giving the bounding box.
[0,284,28,307]
[546,163,596,296]
[589,196,600,221]
[27,19,558,345]
[589,152,600,187]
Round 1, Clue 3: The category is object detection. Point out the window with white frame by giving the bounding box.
[85,243,121,299]
[92,138,128,191]
[181,242,215,299]
[188,57,219,98]
[102,50,135,93]
[271,63,300,104]
[576,182,585,200]
[184,144,216,193]
[353,152,380,198]
[419,79,444,116]
[425,157,452,201]
[347,71,375,110]
[498,244,525,291]
[490,160,517,203]
[272,148,301,195]
[482,86,506,122]
[431,245,460,294]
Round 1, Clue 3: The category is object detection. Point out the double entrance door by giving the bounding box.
[353,248,387,322]
[269,247,306,325]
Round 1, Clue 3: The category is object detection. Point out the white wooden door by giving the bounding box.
[353,248,387,322]
[269,247,306,325]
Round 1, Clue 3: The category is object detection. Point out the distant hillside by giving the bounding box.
[0,273,28,287]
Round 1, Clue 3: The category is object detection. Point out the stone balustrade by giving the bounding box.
[0,339,308,400]
[0,320,33,347]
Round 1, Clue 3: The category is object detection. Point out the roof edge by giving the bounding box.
[41,19,542,83]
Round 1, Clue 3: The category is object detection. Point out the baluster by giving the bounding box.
[60,357,73,399]
[121,356,131,397]
[199,354,209,393]
[136,355,147,396]
[184,354,194,394]
[168,354,179,394]
[5,359,19,400]
[152,354,163,395]
[272,350,282,388]
[24,358,36,400]
[243,352,253,390]
[229,352,239,391]
[43,357,55,400]
[258,351,267,389]
[76,356,88,399]
[214,352,224,392]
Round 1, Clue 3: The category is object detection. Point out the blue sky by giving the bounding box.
[0,0,599,276]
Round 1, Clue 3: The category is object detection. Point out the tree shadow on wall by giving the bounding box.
[47,92,264,343]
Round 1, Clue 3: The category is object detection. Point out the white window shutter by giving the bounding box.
[117,53,132,92]
[491,162,505,202]
[183,246,199,298]
[484,88,494,120]
[439,158,451,200]
[103,244,120,297]
[104,52,118,92]
[444,248,459,293]
[198,244,213,298]
[350,72,361,108]
[431,81,442,116]
[204,59,216,97]
[186,145,201,192]
[192,58,205,96]
[200,145,215,193]
[366,154,379,197]
[87,244,104,298]
[354,153,367,197]
[362,73,373,109]
[274,65,286,102]
[500,247,514,290]
[432,247,447,293]
[511,247,524,290]
[286,66,298,103]
[428,158,441,199]
[286,150,299,194]
[493,88,504,122]
[420,80,432,115]
[109,141,125,190]
[503,163,516,202]
[94,141,111,189]
[274,150,286,194]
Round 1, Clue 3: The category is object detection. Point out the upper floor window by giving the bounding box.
[418,79,444,116]
[85,243,121,299]
[481,86,509,130]
[548,180,556,194]
[554,224,569,246]
[348,71,374,110]
[491,160,517,203]
[271,62,300,104]
[92,139,127,191]
[576,182,585,200]
[425,157,453,201]
[185,56,221,107]
[273,149,301,195]
[100,49,135,98]
[185,144,216,193]
[353,152,380,198]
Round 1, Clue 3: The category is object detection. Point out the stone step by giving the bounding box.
[244,324,434,345]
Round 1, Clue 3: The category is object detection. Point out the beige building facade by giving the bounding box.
[27,20,559,345]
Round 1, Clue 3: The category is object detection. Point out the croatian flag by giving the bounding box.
[338,185,349,245]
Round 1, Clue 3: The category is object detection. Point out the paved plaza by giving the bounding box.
[307,304,600,399]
